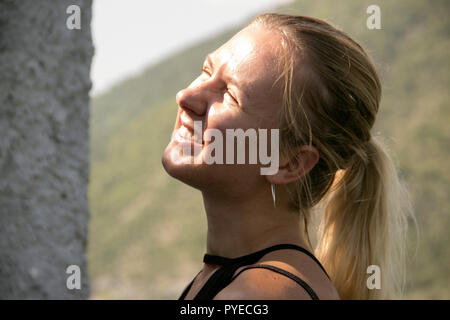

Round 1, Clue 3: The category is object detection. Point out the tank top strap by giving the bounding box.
[230,264,320,300]
[203,243,329,279]
[178,270,201,300]
[188,243,328,300]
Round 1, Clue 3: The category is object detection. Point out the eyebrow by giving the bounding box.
[204,54,250,101]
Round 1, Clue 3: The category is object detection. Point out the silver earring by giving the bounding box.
[271,184,276,208]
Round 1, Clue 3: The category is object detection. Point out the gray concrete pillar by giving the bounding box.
[0,0,93,299]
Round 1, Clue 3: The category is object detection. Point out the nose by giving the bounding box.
[176,85,208,117]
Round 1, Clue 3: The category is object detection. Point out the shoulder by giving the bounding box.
[214,250,341,300]
[214,265,314,300]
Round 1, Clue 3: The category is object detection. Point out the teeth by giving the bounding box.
[179,126,191,139]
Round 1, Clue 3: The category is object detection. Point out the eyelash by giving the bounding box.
[201,67,210,76]
[201,67,238,104]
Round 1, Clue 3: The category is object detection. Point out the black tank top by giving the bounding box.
[178,243,330,300]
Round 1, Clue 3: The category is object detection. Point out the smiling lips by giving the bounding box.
[174,124,204,146]
[174,111,204,146]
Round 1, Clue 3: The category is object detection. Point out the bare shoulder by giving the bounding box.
[214,252,340,300]
[214,265,313,300]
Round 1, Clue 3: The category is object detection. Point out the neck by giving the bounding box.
[201,185,312,259]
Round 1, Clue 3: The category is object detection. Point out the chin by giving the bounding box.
[162,138,263,194]
[161,140,208,190]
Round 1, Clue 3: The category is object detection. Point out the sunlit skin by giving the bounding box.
[162,24,339,299]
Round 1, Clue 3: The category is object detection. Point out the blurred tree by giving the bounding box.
[0,0,93,299]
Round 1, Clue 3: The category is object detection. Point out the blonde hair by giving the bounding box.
[251,13,413,299]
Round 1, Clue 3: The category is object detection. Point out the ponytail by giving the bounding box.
[251,13,414,299]
[315,137,411,299]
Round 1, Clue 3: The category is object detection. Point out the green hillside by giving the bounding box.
[88,0,450,299]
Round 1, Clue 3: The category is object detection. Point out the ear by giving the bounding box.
[265,145,319,185]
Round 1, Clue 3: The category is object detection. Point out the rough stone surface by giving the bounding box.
[0,0,93,299]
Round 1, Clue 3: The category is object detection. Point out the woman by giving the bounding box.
[162,13,410,300]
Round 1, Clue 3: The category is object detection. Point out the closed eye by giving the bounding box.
[225,89,238,104]
[202,64,239,105]
[202,67,211,76]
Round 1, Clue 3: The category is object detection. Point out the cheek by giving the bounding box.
[206,104,253,133]
[206,104,235,131]
[208,104,232,118]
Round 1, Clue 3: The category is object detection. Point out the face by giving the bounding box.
[162,24,284,196]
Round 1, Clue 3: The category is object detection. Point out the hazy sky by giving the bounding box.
[91,0,290,96]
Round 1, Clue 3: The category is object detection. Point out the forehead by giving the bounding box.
[210,25,284,98]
